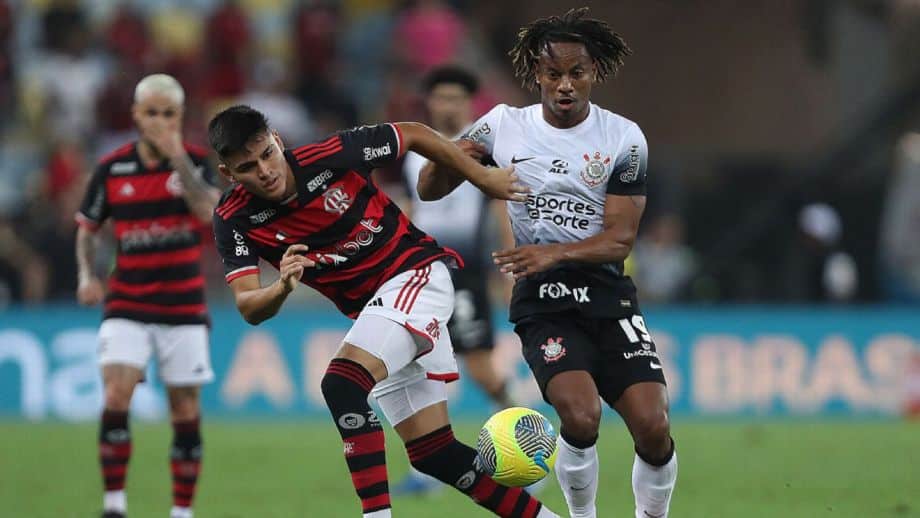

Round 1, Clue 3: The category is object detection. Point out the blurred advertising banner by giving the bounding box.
[0,306,917,421]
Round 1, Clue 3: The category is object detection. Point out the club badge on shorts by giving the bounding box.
[581,152,611,188]
[541,337,566,363]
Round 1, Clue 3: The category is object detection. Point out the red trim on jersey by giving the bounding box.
[225,266,259,283]
[74,212,101,232]
[107,171,179,205]
[98,142,135,164]
[116,247,200,270]
[182,142,210,157]
[296,138,344,166]
[293,135,339,159]
[109,277,205,296]
[426,372,460,382]
[389,124,405,158]
[216,185,252,219]
[105,300,206,316]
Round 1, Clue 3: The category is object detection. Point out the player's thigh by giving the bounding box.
[153,324,214,386]
[595,312,667,409]
[343,314,418,382]
[99,318,154,374]
[513,312,598,405]
[447,268,495,354]
[375,377,450,442]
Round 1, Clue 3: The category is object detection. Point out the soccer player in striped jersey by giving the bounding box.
[75,74,220,518]
[208,105,559,518]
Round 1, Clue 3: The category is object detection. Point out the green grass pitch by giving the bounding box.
[1,420,917,517]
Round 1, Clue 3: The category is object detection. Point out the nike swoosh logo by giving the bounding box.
[511,156,535,164]
[644,512,664,518]
[649,361,662,370]
[569,483,591,491]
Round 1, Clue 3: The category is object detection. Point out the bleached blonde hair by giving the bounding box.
[134,74,185,105]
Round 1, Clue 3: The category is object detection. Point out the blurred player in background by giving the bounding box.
[75,74,220,518]
[419,8,678,518]
[395,65,516,495]
[208,105,559,518]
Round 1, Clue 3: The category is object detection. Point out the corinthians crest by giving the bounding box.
[581,152,611,188]
[541,337,566,363]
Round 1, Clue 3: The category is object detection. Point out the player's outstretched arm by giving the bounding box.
[416,139,485,201]
[396,122,528,202]
[230,244,315,325]
[493,194,646,279]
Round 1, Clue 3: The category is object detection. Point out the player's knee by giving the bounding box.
[631,410,670,448]
[168,388,200,421]
[103,383,133,411]
[556,399,601,440]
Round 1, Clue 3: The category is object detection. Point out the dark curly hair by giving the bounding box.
[509,7,631,90]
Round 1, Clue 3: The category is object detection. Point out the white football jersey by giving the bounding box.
[462,103,648,264]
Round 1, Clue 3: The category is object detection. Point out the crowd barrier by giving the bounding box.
[1,306,917,421]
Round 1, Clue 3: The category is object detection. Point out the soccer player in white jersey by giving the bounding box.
[417,8,677,518]
[396,65,517,495]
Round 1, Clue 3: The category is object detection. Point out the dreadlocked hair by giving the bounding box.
[509,7,631,90]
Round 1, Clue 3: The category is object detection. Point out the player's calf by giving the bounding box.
[170,417,202,518]
[99,409,131,516]
[320,359,390,517]
[405,425,558,518]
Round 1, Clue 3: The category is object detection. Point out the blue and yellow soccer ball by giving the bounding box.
[476,407,558,487]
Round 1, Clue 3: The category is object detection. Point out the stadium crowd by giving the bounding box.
[0,0,918,308]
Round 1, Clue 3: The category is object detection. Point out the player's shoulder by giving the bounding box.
[593,104,643,137]
[96,141,137,171]
[182,142,211,161]
[214,183,255,223]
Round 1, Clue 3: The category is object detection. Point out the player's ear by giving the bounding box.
[271,129,284,151]
[217,163,236,183]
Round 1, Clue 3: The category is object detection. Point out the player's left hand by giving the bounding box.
[144,118,185,160]
[492,244,563,280]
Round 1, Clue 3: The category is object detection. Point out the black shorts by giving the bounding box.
[447,266,495,354]
[514,309,666,407]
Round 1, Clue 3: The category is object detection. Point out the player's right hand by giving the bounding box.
[76,277,105,306]
[474,165,529,202]
[279,244,316,292]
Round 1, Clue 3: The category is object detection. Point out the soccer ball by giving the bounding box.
[476,407,558,487]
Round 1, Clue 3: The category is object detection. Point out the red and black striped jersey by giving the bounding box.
[213,123,463,318]
[76,141,216,326]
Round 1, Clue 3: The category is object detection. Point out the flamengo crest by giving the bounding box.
[581,152,611,188]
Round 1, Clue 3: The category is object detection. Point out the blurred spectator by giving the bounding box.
[0,0,14,125]
[31,3,106,143]
[292,0,340,82]
[393,0,466,75]
[238,58,315,144]
[632,214,698,303]
[203,0,251,99]
[781,203,859,302]
[103,5,153,69]
[879,131,920,302]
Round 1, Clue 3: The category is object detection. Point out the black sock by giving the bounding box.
[99,409,131,494]
[321,359,389,514]
[170,418,202,508]
[406,425,545,518]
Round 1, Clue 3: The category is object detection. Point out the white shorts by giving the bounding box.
[344,260,458,399]
[98,318,215,386]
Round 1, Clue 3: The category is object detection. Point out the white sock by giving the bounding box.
[170,506,193,518]
[554,435,599,518]
[364,509,391,518]
[536,505,562,518]
[103,490,126,513]
[632,448,678,518]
